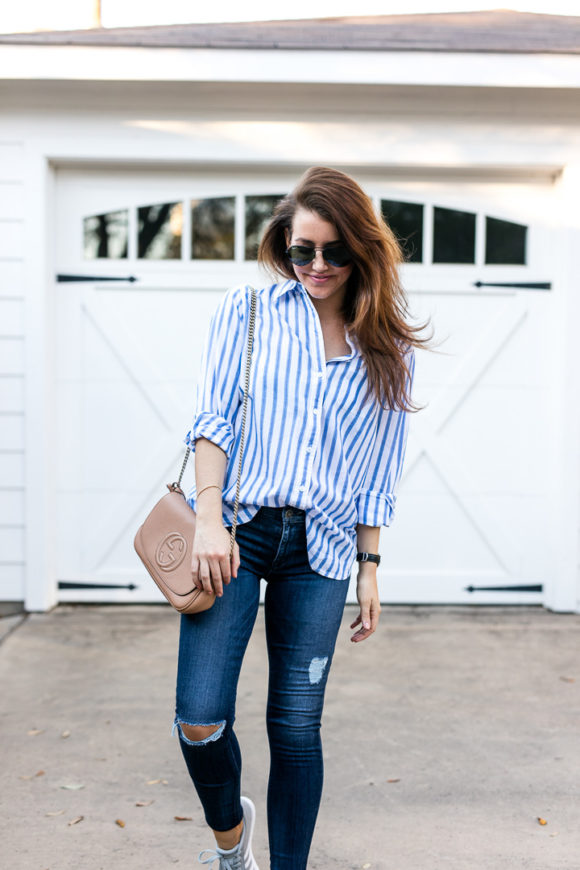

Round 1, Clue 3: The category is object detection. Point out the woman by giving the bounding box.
[174,167,429,869]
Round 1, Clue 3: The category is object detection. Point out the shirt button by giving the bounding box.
[306,446,312,453]
[313,408,319,415]
[299,485,305,491]
[317,372,323,378]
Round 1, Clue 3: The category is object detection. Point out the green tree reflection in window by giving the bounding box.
[191,197,235,260]
[138,202,182,260]
[83,210,128,259]
[433,206,476,264]
[381,200,423,263]
[245,195,284,260]
[485,216,527,265]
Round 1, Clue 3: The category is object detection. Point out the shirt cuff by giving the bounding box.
[356,490,396,527]
[183,412,235,460]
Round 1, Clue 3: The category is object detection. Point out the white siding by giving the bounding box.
[0,77,578,610]
[0,143,25,602]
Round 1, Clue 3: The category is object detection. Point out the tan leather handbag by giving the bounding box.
[133,287,257,613]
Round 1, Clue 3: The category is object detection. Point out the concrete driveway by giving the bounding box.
[1,605,578,869]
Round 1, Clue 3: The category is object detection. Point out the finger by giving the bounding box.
[191,555,201,589]
[232,542,240,579]
[351,624,375,643]
[209,559,224,597]
[371,600,381,633]
[351,625,373,643]
[360,600,372,632]
[352,603,380,642]
[350,603,374,641]
[220,553,232,586]
[199,559,219,596]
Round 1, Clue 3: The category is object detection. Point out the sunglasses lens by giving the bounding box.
[324,246,352,267]
[287,245,315,265]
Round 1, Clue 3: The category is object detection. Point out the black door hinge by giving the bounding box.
[58,582,138,591]
[465,584,543,593]
[57,274,138,283]
[473,281,551,291]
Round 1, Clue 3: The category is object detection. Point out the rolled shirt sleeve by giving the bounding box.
[355,347,416,527]
[184,285,248,461]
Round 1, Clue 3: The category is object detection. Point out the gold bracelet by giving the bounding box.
[196,484,223,498]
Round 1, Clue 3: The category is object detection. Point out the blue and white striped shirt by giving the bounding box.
[184,280,415,581]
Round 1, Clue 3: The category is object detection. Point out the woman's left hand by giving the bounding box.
[350,569,381,643]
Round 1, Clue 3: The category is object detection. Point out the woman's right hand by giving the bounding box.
[191,518,241,598]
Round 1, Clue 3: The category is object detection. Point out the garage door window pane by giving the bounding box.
[245,195,284,260]
[191,197,235,260]
[381,200,423,263]
[138,202,183,260]
[485,216,527,265]
[433,206,476,264]
[84,210,128,259]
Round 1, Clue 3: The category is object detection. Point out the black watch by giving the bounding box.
[356,552,381,566]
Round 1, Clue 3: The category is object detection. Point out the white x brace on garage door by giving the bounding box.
[52,167,566,607]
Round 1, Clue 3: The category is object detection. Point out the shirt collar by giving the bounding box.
[343,328,361,360]
[273,279,300,300]
[273,280,361,360]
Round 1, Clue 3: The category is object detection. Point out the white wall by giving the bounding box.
[0,142,26,602]
[0,80,579,174]
[0,78,579,609]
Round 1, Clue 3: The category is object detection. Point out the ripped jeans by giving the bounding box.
[173,505,350,870]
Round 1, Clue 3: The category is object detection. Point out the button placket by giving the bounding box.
[296,294,326,502]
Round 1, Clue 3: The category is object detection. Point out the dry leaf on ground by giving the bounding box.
[174,816,193,821]
[61,730,71,738]
[115,819,126,828]
[46,810,65,817]
[386,778,400,783]
[135,800,154,807]
[60,784,85,790]
[537,817,548,825]
[68,816,84,826]
[27,729,44,736]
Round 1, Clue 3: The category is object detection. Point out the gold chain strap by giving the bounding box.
[175,286,257,560]
[229,287,256,557]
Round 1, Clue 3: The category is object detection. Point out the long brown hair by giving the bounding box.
[258,166,433,412]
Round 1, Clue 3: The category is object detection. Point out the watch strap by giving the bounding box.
[356,552,381,565]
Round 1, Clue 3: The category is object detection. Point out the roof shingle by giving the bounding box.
[0,10,579,54]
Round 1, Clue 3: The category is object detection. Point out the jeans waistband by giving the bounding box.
[258,505,306,522]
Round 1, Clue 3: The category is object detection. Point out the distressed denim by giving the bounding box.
[173,505,350,870]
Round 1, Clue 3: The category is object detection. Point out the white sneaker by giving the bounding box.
[198,796,260,870]
[238,796,259,870]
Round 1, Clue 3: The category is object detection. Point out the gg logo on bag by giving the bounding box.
[155,533,187,571]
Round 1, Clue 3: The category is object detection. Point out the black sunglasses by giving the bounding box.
[286,244,352,268]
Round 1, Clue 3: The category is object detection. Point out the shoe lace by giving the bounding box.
[198,848,243,870]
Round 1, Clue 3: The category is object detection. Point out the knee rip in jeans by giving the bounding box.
[172,718,226,746]
[308,656,328,685]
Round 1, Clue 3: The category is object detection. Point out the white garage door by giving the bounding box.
[54,167,562,606]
